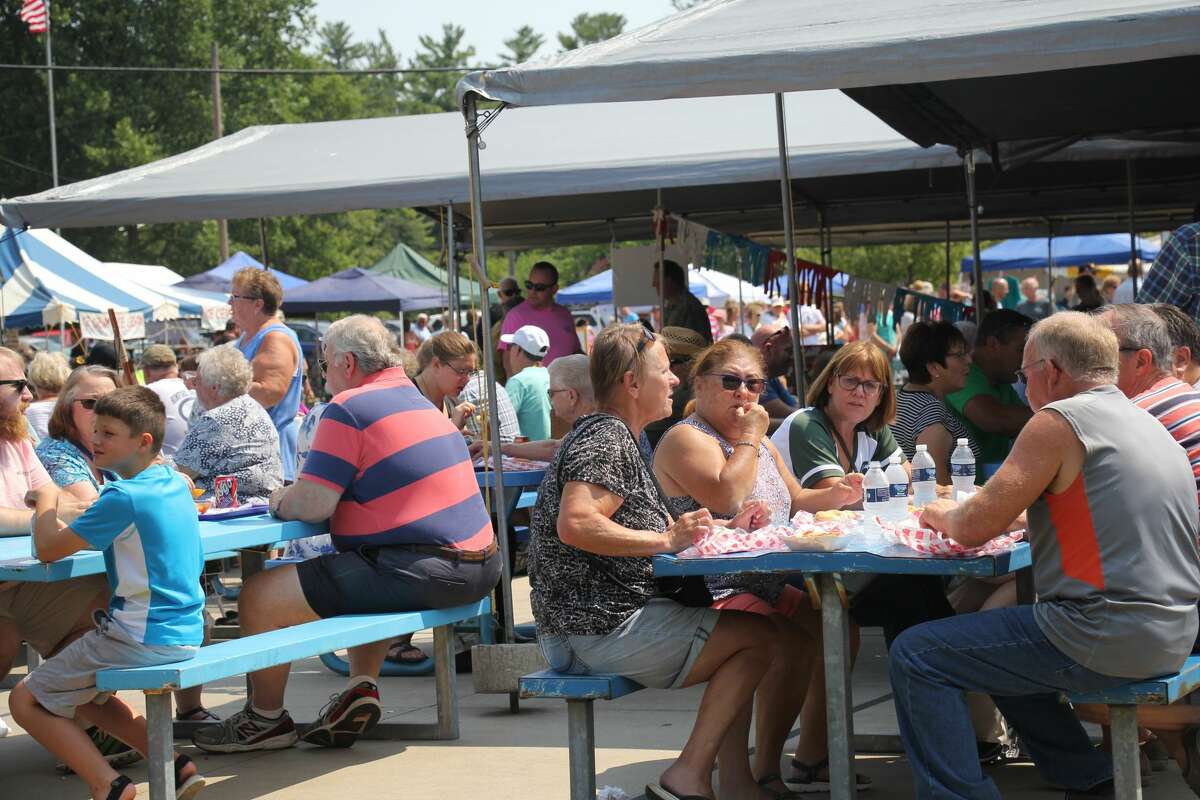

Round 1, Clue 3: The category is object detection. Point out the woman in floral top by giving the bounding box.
[529,323,781,800]
[174,346,282,503]
[35,366,121,500]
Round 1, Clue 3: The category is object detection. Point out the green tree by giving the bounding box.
[317,20,366,69]
[795,242,977,289]
[401,23,475,115]
[499,25,544,65]
[557,13,626,51]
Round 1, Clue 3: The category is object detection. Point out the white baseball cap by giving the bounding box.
[501,324,550,358]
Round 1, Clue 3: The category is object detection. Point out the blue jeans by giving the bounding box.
[889,605,1129,799]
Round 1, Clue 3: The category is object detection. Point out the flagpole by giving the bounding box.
[44,0,58,187]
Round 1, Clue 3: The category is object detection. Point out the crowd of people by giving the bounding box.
[3,215,1200,800]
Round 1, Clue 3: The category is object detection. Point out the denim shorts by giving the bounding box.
[538,598,720,689]
[23,611,197,719]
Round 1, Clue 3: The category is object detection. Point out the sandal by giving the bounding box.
[176,706,220,723]
[174,754,206,800]
[757,773,803,799]
[105,775,134,800]
[785,758,873,793]
[385,642,429,664]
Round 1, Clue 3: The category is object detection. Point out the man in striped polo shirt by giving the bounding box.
[1098,303,1200,505]
[194,316,500,755]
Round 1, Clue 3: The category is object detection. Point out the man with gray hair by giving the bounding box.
[1097,303,1200,504]
[484,353,597,463]
[194,315,499,755]
[889,311,1200,798]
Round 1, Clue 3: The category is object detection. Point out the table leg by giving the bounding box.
[818,573,856,800]
[1110,704,1142,800]
[237,548,268,698]
[145,690,174,800]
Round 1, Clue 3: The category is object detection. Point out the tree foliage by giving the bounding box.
[499,24,544,66]
[557,13,626,51]
[400,23,475,115]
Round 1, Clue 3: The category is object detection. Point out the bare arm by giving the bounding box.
[920,409,1079,547]
[808,474,867,511]
[653,423,762,515]
[32,485,91,562]
[270,478,341,524]
[557,481,710,556]
[501,439,560,462]
[0,506,33,536]
[60,480,99,503]
[916,423,955,485]
[248,331,299,409]
[962,394,1032,438]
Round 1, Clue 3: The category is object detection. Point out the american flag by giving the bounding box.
[19,0,48,34]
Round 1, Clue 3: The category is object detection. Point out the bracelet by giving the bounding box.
[734,441,757,449]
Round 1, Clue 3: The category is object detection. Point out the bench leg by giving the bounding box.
[1110,704,1142,800]
[145,690,174,800]
[433,622,459,740]
[566,699,596,800]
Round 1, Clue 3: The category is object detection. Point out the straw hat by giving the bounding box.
[658,326,709,359]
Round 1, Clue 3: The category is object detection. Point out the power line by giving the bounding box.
[0,152,75,182]
[0,62,493,76]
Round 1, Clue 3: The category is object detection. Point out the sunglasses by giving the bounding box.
[229,294,261,303]
[500,288,521,298]
[0,378,29,394]
[835,375,883,396]
[75,398,99,410]
[625,326,655,373]
[524,280,555,292]
[708,373,766,394]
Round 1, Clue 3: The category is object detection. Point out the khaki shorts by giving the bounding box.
[0,574,108,657]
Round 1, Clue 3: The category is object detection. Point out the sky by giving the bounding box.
[311,0,675,65]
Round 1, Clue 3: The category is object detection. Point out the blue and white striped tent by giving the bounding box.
[0,227,226,329]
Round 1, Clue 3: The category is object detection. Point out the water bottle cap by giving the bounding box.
[868,461,881,469]
[956,438,969,446]
[915,444,927,451]
[889,453,902,463]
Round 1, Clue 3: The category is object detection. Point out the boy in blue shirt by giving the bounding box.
[9,386,206,800]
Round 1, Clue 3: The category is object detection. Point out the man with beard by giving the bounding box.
[0,348,109,740]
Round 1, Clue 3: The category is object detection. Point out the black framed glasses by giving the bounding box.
[0,378,28,394]
[707,373,767,394]
[547,387,571,400]
[444,362,475,377]
[524,280,556,292]
[835,374,883,396]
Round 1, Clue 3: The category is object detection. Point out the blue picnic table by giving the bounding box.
[653,531,1032,800]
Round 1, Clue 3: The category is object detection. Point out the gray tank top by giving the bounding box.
[1030,384,1200,678]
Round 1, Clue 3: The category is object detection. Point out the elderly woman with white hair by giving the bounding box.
[174,345,283,503]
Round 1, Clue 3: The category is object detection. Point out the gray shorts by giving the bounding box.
[539,598,720,689]
[23,611,197,719]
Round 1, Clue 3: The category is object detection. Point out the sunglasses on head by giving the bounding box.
[625,326,655,373]
[708,373,766,394]
[524,280,555,292]
[0,378,28,394]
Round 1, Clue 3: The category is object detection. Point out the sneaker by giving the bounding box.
[191,705,298,754]
[298,680,382,748]
[57,726,143,773]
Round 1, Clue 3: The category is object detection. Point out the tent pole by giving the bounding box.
[1046,221,1054,303]
[736,249,745,337]
[464,93,515,653]
[446,204,459,331]
[944,220,951,297]
[963,151,984,314]
[656,188,665,331]
[819,212,833,344]
[1127,159,1138,299]
[258,219,270,268]
[775,93,807,398]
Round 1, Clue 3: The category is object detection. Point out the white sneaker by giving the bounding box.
[0,716,10,737]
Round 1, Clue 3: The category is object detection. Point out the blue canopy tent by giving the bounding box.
[960,234,1159,272]
[558,268,718,306]
[281,267,447,315]
[178,251,308,294]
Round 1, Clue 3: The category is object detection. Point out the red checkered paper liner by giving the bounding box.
[677,525,792,558]
[877,518,1024,557]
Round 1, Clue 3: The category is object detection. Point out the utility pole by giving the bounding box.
[212,42,229,262]
[45,0,58,187]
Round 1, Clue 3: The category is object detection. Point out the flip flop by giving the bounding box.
[757,773,804,799]
[645,783,713,800]
[385,643,429,664]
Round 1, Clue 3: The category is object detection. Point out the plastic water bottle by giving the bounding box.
[951,438,976,498]
[911,444,937,508]
[863,461,890,533]
[886,453,909,519]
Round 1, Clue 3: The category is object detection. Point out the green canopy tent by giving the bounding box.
[369,241,497,306]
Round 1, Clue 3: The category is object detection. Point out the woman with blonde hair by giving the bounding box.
[413,332,478,430]
[654,338,866,792]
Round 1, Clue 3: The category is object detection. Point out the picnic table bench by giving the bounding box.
[1066,656,1200,800]
[96,597,491,800]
